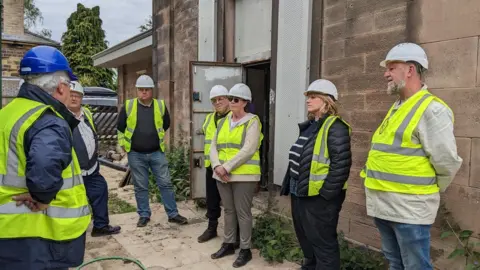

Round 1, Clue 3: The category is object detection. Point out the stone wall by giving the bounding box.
[117,58,153,105]
[153,0,198,146]
[2,43,34,77]
[3,0,24,35]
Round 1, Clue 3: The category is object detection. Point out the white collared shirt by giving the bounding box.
[75,108,98,176]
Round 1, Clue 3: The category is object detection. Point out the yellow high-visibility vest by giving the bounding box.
[308,115,350,196]
[216,114,263,175]
[361,89,453,195]
[202,113,216,168]
[118,98,166,152]
[83,106,96,133]
[0,98,91,241]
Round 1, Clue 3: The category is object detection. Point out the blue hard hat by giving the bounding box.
[19,45,77,81]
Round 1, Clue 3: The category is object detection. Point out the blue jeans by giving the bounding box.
[128,150,179,219]
[374,218,433,270]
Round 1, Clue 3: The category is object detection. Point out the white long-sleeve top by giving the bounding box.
[365,88,463,225]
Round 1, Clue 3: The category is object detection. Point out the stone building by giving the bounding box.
[93,1,480,268]
[1,0,61,107]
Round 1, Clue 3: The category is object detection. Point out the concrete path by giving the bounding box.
[77,166,299,270]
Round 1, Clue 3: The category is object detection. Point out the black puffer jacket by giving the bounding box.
[280,114,352,200]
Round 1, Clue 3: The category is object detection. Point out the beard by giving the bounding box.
[387,80,406,95]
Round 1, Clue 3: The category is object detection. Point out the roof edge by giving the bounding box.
[24,30,61,45]
[92,29,152,60]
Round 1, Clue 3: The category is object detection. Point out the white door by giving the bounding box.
[190,61,243,199]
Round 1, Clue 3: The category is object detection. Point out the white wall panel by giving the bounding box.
[198,0,217,61]
[273,0,313,185]
[235,0,272,63]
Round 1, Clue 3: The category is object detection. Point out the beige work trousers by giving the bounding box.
[216,181,257,249]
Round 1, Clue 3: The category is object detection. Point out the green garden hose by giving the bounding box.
[76,256,147,269]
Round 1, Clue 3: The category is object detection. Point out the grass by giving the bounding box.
[108,193,137,214]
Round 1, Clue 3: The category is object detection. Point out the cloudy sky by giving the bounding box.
[33,0,151,47]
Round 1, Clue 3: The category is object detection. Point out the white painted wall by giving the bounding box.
[273,0,313,185]
[198,0,217,61]
[235,0,272,63]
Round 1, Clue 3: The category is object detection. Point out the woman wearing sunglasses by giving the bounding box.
[280,79,352,270]
[209,83,263,268]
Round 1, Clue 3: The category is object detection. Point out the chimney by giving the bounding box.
[3,0,25,36]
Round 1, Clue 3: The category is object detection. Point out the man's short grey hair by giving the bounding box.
[21,71,70,95]
[407,61,427,81]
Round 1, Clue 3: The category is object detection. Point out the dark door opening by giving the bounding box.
[244,61,270,189]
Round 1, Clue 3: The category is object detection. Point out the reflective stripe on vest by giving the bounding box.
[308,115,350,196]
[203,113,215,167]
[361,89,452,195]
[122,98,166,152]
[0,98,91,241]
[83,107,96,133]
[216,114,263,175]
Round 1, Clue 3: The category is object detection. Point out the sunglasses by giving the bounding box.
[228,96,245,103]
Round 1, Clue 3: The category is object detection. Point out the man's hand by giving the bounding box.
[214,165,230,182]
[12,193,49,212]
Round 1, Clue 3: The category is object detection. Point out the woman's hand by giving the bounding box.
[214,165,230,182]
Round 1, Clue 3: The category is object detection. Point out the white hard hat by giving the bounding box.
[304,79,338,101]
[229,83,252,101]
[380,42,428,69]
[209,85,229,99]
[70,81,84,95]
[135,75,154,88]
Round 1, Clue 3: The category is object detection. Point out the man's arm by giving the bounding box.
[24,113,73,204]
[117,105,127,147]
[418,101,463,192]
[163,106,170,132]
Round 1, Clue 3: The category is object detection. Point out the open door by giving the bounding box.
[189,61,243,199]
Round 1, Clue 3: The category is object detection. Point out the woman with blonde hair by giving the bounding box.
[209,83,263,268]
[280,79,352,270]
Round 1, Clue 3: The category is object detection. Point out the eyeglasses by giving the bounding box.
[228,96,244,103]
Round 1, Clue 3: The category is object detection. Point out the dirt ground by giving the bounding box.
[74,166,299,270]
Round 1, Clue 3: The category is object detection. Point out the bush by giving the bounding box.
[252,213,386,269]
[148,146,191,203]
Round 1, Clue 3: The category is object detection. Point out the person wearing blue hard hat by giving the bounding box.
[0,45,91,270]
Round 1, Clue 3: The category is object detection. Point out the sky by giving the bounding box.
[33,0,152,47]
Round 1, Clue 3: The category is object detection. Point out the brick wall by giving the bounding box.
[2,43,34,77]
[117,58,153,105]
[3,0,24,35]
[321,0,409,249]
[153,0,198,146]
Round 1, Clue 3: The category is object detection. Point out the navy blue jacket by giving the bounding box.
[0,83,86,270]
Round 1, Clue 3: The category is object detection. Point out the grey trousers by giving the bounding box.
[216,181,257,249]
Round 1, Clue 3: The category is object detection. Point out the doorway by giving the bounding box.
[244,61,270,189]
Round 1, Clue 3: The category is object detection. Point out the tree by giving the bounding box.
[139,15,152,32]
[61,4,115,89]
[24,0,52,39]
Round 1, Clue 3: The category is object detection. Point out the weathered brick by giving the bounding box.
[349,221,381,249]
[337,93,365,111]
[351,131,372,149]
[338,216,350,234]
[365,49,389,73]
[323,40,345,60]
[346,73,385,93]
[322,55,364,77]
[470,139,480,188]
[452,137,471,187]
[423,37,478,89]
[478,39,480,87]
[351,149,368,170]
[345,16,374,37]
[345,186,366,206]
[325,22,346,41]
[325,3,346,26]
[374,5,407,31]
[325,0,345,8]
[348,168,364,188]
[350,110,385,132]
[3,0,24,35]
[340,201,375,227]
[345,28,406,56]
[365,92,396,111]
[442,184,480,235]
[346,0,407,19]
[430,88,480,138]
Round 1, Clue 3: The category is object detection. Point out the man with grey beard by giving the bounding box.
[360,43,462,270]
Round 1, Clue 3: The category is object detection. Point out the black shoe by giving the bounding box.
[233,249,252,268]
[198,220,218,243]
[91,225,122,237]
[211,243,235,259]
[168,214,188,225]
[137,217,150,227]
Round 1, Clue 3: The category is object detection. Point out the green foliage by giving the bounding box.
[148,146,191,203]
[139,15,152,32]
[440,203,480,269]
[252,213,386,269]
[24,0,52,39]
[61,4,115,89]
[108,193,136,214]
